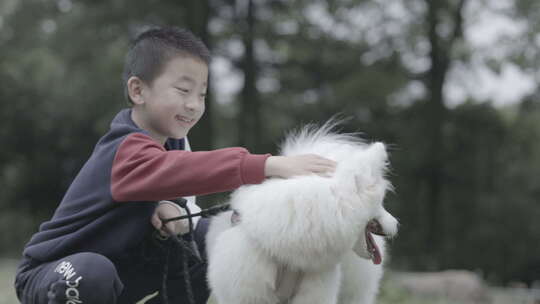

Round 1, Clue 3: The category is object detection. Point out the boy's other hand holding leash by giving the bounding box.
[151,201,189,237]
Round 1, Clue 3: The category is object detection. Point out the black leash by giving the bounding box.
[159,199,231,304]
[162,202,231,223]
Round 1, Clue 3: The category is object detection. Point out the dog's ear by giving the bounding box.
[348,142,390,202]
[367,142,388,170]
[333,142,388,197]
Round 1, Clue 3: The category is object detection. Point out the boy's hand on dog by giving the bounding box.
[151,201,189,237]
[265,154,336,178]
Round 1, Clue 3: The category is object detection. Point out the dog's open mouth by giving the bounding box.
[365,220,386,265]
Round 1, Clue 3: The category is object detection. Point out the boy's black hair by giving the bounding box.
[122,26,211,104]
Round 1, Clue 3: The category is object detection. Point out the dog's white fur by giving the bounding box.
[206,123,398,304]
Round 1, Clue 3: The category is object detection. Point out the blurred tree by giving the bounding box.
[1,0,539,286]
[495,98,540,284]
[0,0,216,253]
[421,0,467,258]
[441,102,507,273]
[237,0,263,152]
[183,0,214,151]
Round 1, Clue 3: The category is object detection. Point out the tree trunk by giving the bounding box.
[238,0,261,151]
[185,0,214,150]
[423,0,466,262]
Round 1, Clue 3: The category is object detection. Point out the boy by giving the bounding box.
[14,27,335,304]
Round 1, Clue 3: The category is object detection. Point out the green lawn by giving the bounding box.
[1,258,531,304]
[0,258,453,304]
[0,259,18,304]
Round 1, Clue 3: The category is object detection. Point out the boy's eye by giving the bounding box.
[175,87,189,94]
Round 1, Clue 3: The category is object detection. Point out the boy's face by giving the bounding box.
[134,55,208,143]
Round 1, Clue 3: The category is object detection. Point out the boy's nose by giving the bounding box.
[184,97,201,112]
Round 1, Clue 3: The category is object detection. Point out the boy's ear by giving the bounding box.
[127,76,145,105]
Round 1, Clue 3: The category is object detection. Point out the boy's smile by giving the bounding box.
[130,55,208,144]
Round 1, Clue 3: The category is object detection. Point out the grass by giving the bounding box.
[0,258,18,304]
[0,258,448,304]
[2,258,533,304]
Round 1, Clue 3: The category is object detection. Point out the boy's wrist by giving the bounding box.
[264,156,280,177]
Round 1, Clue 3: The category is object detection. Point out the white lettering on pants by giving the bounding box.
[65,276,83,304]
[53,260,84,303]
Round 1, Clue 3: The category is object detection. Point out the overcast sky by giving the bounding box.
[211,0,537,108]
[446,0,537,108]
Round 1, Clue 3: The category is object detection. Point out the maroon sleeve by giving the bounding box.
[111,133,271,202]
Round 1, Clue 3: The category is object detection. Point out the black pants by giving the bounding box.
[15,218,210,304]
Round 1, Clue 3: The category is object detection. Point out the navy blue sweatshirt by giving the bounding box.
[20,109,270,265]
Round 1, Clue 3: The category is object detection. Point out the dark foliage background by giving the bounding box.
[1,0,539,286]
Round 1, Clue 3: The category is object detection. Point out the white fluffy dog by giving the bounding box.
[206,122,399,304]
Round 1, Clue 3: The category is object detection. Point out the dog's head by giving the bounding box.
[331,141,398,264]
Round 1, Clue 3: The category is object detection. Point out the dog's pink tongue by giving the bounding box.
[372,243,382,265]
[367,232,382,265]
